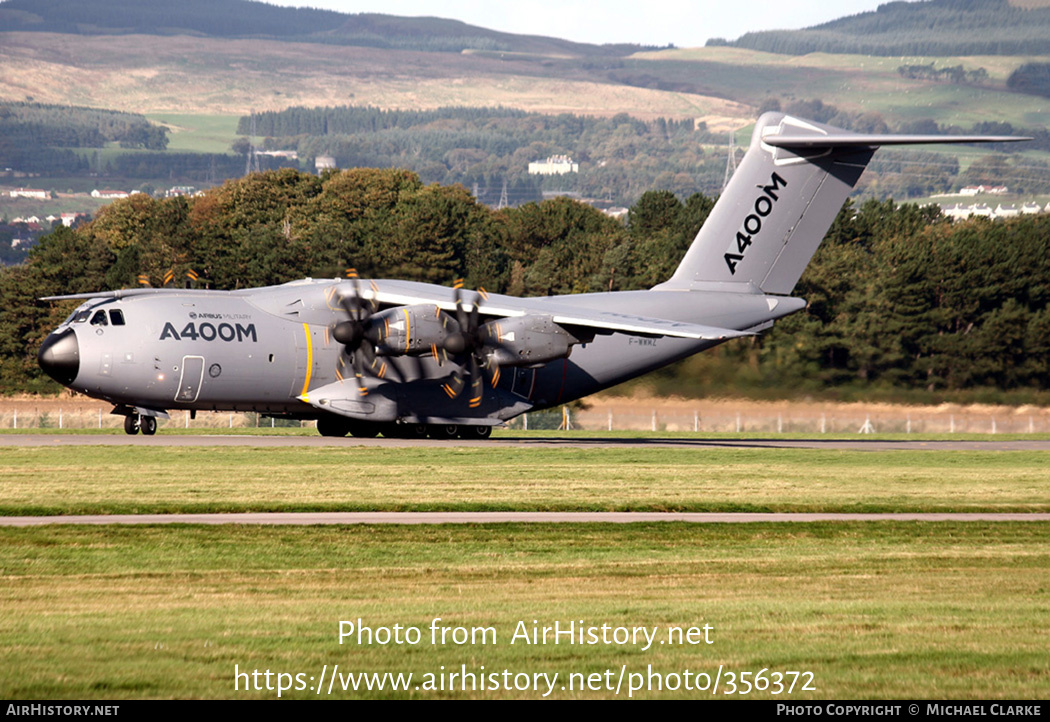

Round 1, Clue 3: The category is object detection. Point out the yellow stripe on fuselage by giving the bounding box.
[300,323,313,400]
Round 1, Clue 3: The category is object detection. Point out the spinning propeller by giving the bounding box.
[439,280,502,408]
[331,270,395,395]
[330,274,520,408]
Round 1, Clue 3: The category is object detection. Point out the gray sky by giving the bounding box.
[267,0,897,48]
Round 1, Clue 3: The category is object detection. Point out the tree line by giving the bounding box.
[0,102,169,177]
[238,107,711,205]
[0,103,168,150]
[897,63,988,85]
[1,167,1047,402]
[1007,63,1050,99]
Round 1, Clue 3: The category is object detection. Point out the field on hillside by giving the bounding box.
[3,31,1047,128]
[0,32,746,121]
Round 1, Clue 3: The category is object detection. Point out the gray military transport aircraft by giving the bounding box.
[36,113,1022,438]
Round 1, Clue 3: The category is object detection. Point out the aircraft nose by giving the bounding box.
[38,327,80,386]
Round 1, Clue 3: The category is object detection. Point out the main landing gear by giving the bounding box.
[123,413,157,436]
[316,416,493,440]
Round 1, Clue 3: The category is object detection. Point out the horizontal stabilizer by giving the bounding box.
[766,133,1027,148]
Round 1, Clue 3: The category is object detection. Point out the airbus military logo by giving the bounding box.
[724,172,787,275]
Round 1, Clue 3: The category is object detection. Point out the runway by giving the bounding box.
[4,511,1050,526]
[3,433,1050,451]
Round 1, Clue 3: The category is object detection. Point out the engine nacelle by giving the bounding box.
[483,315,582,367]
[370,304,448,356]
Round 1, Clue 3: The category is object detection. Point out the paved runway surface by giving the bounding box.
[4,512,1050,526]
[3,434,1050,451]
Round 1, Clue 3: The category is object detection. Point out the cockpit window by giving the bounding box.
[73,311,91,323]
[90,310,108,326]
[109,309,125,326]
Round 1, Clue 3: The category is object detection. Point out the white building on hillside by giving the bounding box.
[91,189,130,199]
[10,188,47,199]
[528,155,579,176]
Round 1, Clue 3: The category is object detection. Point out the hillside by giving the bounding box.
[3,0,1049,213]
[717,0,1050,56]
[0,0,648,57]
[0,31,749,122]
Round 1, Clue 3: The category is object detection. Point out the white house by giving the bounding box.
[9,188,48,200]
[528,155,579,176]
[91,189,130,199]
[940,203,973,221]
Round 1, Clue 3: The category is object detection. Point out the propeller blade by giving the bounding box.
[441,371,464,400]
[485,357,501,388]
[468,355,483,408]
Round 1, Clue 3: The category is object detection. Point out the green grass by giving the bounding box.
[1,445,1048,515]
[148,114,242,154]
[1,522,1047,698]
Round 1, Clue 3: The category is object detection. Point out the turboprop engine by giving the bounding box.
[481,315,585,367]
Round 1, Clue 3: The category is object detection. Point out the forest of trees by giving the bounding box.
[0,103,169,176]
[1007,63,1050,99]
[1,167,1048,402]
[714,0,1050,56]
[239,103,1050,205]
[2,98,1044,205]
[0,103,168,150]
[241,106,712,205]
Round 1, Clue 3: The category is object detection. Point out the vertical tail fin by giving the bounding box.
[655,113,1024,295]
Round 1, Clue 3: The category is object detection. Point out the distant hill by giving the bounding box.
[712,0,1050,56]
[0,0,650,56]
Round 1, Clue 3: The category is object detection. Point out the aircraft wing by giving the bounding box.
[545,310,752,340]
[371,283,753,341]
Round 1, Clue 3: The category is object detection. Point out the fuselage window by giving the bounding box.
[90,310,108,326]
[109,309,126,326]
[73,311,91,323]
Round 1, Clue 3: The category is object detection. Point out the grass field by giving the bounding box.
[1,522,1048,699]
[150,114,242,155]
[1,439,1048,698]
[1,444,1048,515]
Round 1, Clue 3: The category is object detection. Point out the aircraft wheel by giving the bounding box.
[428,424,460,440]
[140,416,157,436]
[459,425,492,440]
[123,415,140,435]
[380,423,428,439]
[347,421,379,438]
[316,415,349,438]
[405,423,429,439]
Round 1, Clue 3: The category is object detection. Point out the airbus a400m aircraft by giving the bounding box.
[37,113,1022,438]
